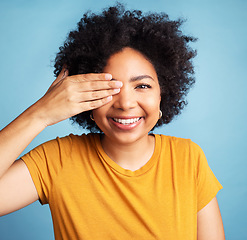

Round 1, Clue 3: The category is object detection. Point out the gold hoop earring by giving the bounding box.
[90,112,95,121]
[159,110,162,119]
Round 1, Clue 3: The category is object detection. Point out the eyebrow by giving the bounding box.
[130,75,154,82]
[112,75,154,82]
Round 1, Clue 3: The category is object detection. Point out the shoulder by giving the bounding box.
[50,132,98,145]
[157,134,202,152]
[25,133,98,156]
[156,134,206,167]
[52,133,99,152]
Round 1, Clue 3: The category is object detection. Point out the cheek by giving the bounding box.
[139,94,161,113]
[92,107,107,123]
[93,109,107,132]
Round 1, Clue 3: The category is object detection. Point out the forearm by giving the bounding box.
[0,104,46,178]
[0,71,119,179]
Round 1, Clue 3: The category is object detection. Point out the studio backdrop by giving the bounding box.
[0,0,246,239]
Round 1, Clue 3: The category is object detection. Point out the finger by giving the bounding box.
[69,73,112,82]
[85,73,112,81]
[75,80,123,92]
[74,88,120,102]
[80,96,113,112]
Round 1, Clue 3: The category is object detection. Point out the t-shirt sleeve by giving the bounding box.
[192,141,223,212]
[21,136,72,205]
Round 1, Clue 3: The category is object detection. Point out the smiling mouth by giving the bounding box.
[112,117,141,125]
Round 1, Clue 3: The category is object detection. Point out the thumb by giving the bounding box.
[47,66,69,92]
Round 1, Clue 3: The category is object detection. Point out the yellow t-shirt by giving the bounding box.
[21,134,222,240]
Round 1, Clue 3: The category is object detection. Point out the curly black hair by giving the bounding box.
[54,3,197,133]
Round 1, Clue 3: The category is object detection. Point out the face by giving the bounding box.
[93,47,161,145]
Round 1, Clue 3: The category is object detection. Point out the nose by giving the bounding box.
[112,86,137,110]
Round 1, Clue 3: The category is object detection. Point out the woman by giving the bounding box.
[0,4,225,239]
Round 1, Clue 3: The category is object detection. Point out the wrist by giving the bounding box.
[22,103,48,131]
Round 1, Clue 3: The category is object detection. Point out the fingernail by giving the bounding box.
[105,74,112,80]
[115,81,123,88]
[107,95,113,101]
[114,88,120,93]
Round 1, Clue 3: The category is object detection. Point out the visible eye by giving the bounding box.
[136,84,152,89]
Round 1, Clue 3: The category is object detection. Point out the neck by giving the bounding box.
[101,134,155,171]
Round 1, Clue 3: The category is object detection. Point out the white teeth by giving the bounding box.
[113,117,141,125]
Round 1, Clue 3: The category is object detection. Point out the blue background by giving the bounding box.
[0,0,246,239]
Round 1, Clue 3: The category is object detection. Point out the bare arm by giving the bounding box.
[0,68,122,216]
[197,196,225,240]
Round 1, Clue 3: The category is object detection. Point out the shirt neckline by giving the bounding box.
[93,134,161,177]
